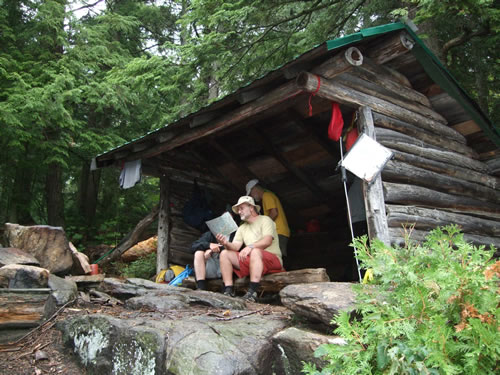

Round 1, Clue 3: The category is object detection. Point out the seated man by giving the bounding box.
[192,205,237,290]
[191,231,222,291]
[216,196,283,302]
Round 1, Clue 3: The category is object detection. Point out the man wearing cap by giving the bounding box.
[245,179,290,260]
[216,196,283,302]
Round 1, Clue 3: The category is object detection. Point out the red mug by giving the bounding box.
[90,264,99,275]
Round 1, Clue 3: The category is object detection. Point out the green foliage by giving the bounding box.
[120,252,157,279]
[304,226,500,375]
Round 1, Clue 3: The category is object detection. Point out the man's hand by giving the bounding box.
[216,233,228,247]
[204,249,212,260]
[209,243,221,253]
[239,246,253,261]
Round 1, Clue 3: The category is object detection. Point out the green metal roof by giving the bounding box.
[327,22,499,147]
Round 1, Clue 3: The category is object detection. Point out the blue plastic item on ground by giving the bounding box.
[168,264,194,286]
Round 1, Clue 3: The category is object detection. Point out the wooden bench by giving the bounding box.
[182,268,330,293]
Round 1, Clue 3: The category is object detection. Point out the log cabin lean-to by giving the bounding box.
[94,22,500,282]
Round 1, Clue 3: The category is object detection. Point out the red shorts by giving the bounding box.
[234,250,284,278]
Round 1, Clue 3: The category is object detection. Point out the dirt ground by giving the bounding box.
[0,295,291,375]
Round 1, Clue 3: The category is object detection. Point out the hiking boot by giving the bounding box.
[223,288,235,297]
[242,290,257,303]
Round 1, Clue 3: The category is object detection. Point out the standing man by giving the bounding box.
[245,179,290,260]
[216,196,283,302]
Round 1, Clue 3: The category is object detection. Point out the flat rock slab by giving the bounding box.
[100,277,246,310]
[280,282,356,327]
[59,310,289,374]
[0,247,40,267]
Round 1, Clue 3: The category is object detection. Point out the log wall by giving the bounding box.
[372,106,500,249]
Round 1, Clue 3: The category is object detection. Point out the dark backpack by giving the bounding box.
[182,180,214,231]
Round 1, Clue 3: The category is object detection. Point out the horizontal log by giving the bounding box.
[182,268,330,293]
[360,56,413,88]
[0,289,55,329]
[389,149,499,191]
[375,128,488,173]
[388,228,500,251]
[382,160,500,204]
[383,182,500,216]
[296,71,465,143]
[386,204,500,237]
[312,47,363,78]
[335,74,445,123]
[365,30,415,64]
[373,112,478,159]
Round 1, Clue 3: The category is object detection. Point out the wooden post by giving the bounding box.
[157,174,170,272]
[357,106,391,246]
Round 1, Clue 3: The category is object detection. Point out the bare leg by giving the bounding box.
[220,250,240,286]
[194,250,206,280]
[249,248,264,283]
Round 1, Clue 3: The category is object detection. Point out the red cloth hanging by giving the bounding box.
[327,102,344,141]
[345,127,359,151]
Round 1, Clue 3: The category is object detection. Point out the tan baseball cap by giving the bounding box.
[232,196,261,214]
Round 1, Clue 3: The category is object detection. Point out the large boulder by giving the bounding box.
[280,282,356,328]
[272,327,347,374]
[59,311,289,375]
[121,236,157,262]
[0,247,40,267]
[0,264,50,288]
[4,223,73,275]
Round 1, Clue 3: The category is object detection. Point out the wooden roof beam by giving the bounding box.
[296,71,465,143]
[247,127,340,212]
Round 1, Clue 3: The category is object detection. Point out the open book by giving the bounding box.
[205,212,238,240]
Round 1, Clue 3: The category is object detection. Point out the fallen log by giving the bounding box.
[0,289,56,329]
[382,160,500,204]
[99,205,159,266]
[182,268,330,293]
[386,204,500,237]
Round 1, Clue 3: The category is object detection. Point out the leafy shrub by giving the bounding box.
[120,252,157,279]
[304,226,499,375]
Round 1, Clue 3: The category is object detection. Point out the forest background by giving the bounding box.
[1,0,498,252]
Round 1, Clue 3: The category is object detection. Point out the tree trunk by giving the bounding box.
[45,162,65,227]
[78,161,101,227]
[9,163,35,225]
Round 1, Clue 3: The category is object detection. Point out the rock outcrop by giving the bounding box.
[59,311,289,375]
[4,224,73,275]
[280,282,356,328]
